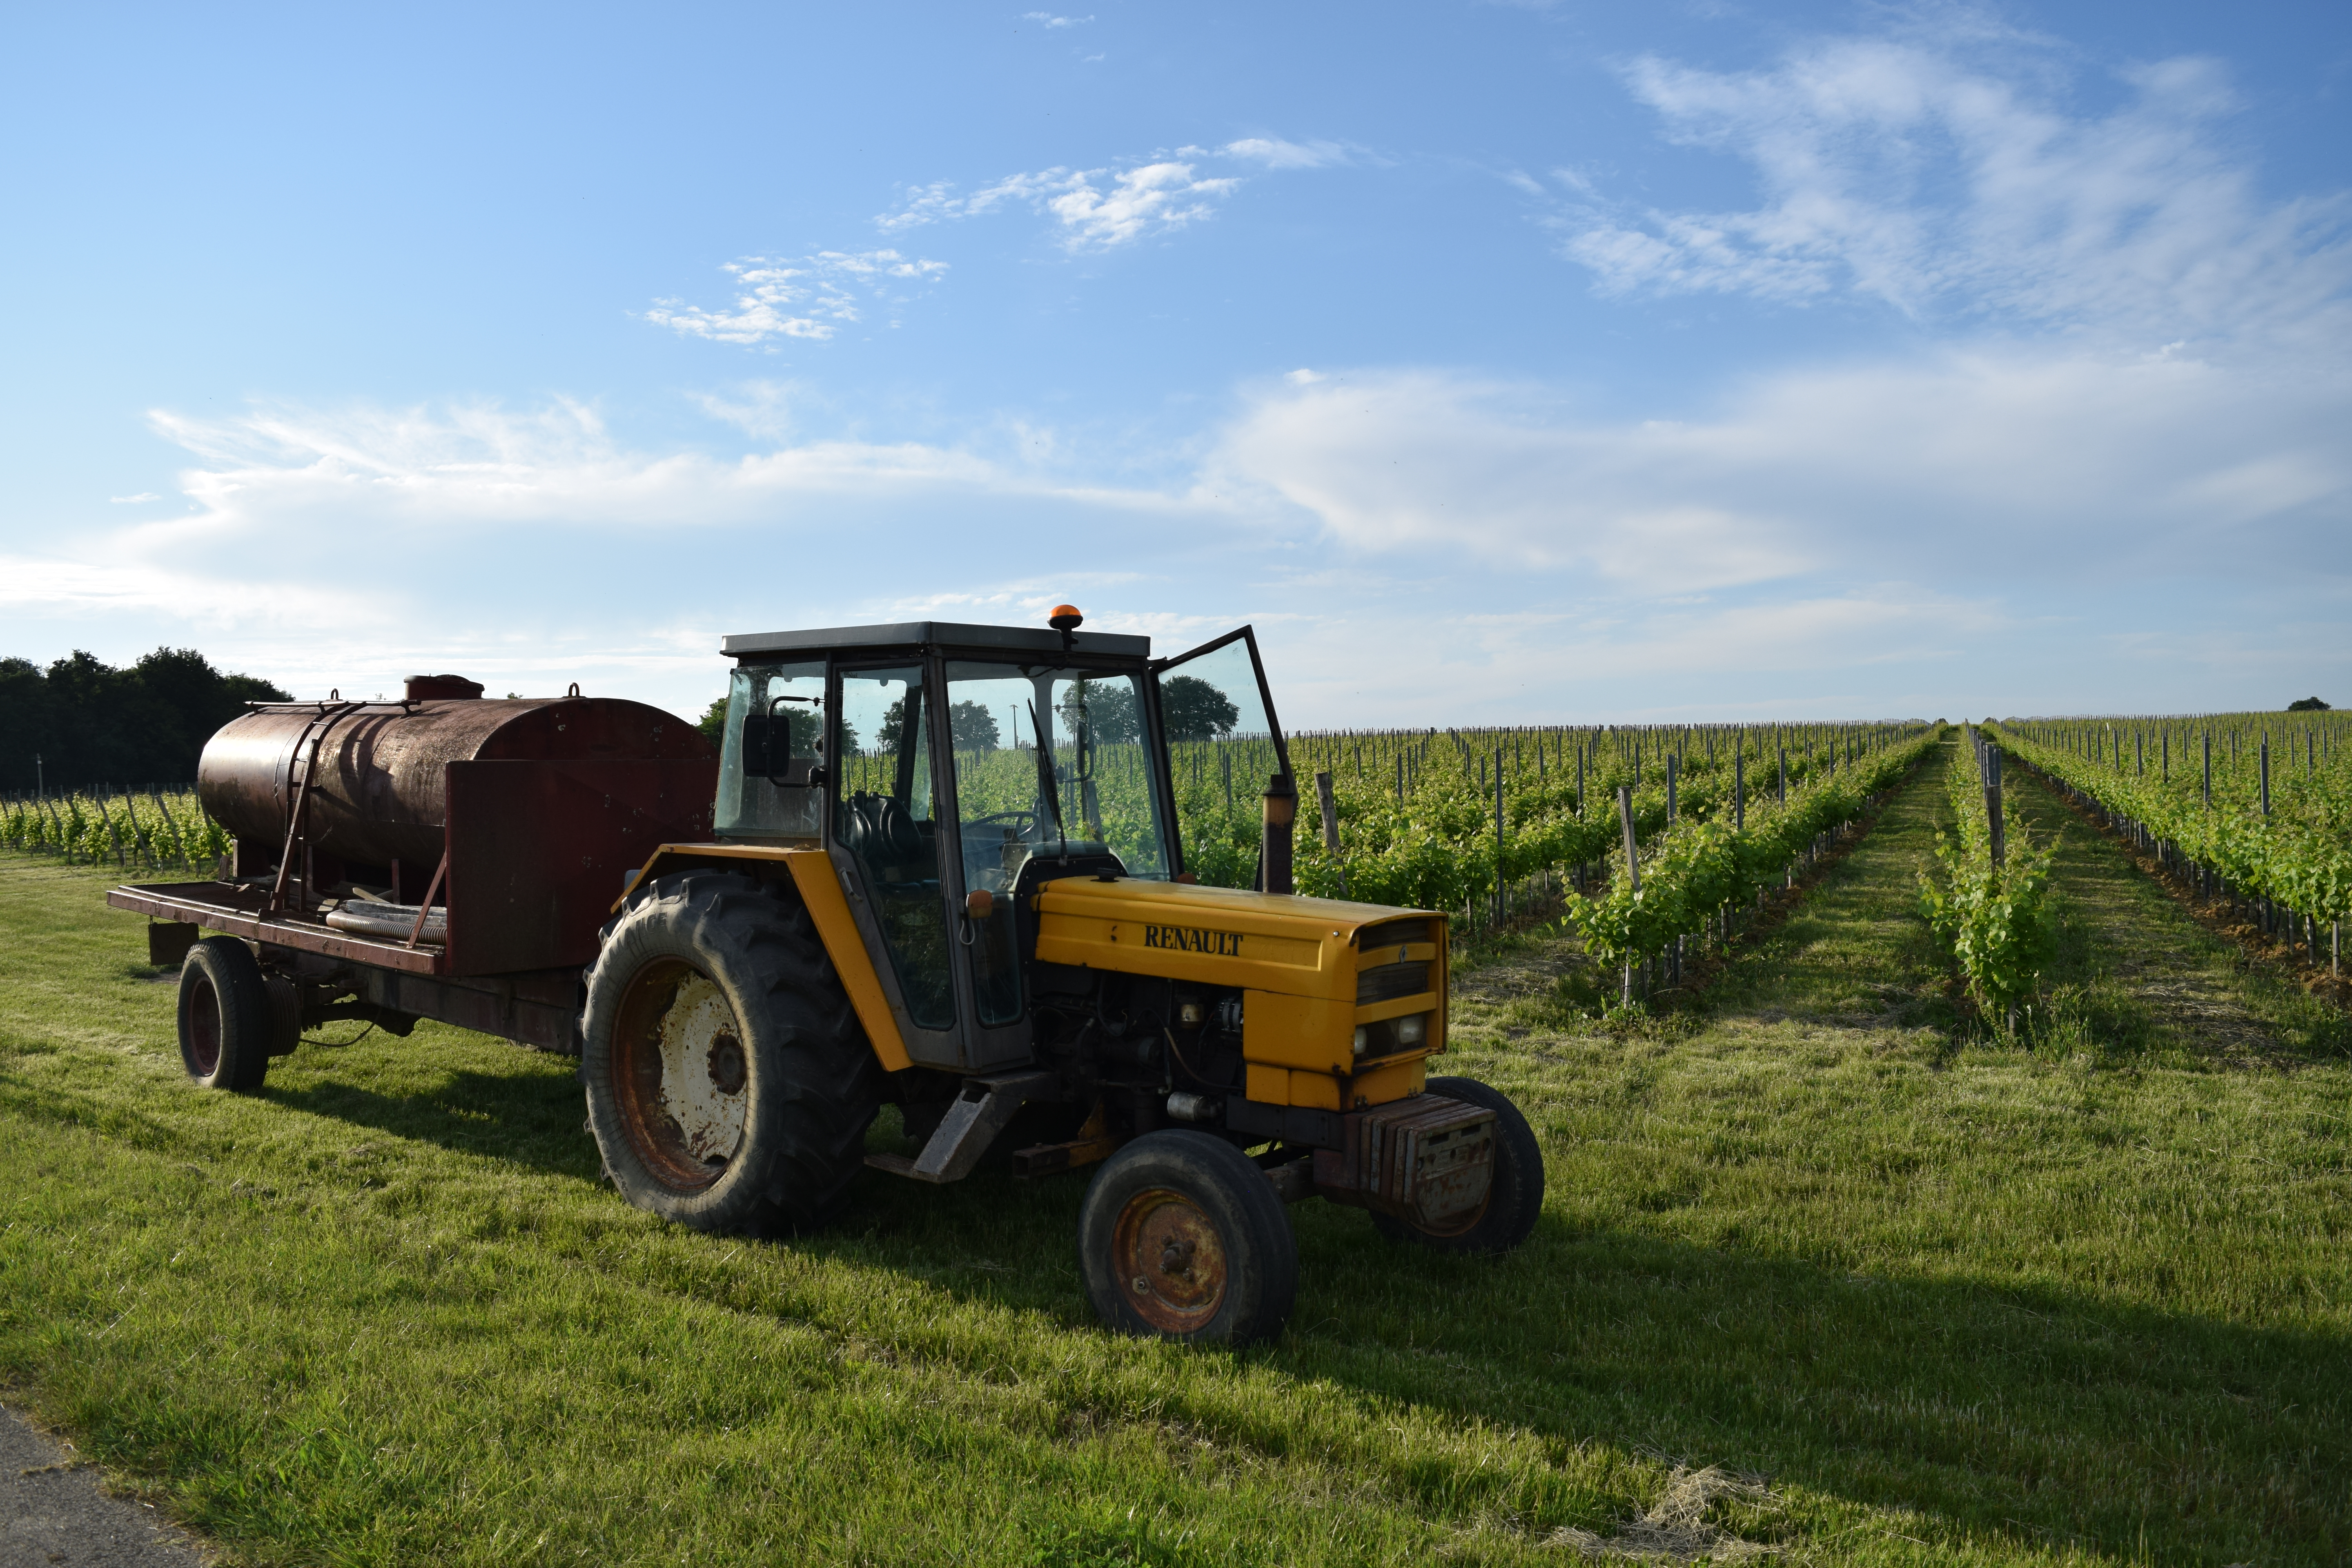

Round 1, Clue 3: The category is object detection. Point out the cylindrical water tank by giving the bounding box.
[199,693,715,871]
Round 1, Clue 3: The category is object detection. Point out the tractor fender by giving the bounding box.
[613,843,913,1073]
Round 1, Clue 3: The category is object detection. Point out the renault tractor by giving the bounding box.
[111,612,1543,1343]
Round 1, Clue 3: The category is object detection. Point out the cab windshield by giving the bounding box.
[714,661,825,839]
[944,660,1172,890]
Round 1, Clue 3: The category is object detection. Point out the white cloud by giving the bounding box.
[1552,34,2352,346]
[107,492,160,504]
[106,397,1230,575]
[879,162,1242,250]
[872,136,1348,249]
[644,250,947,345]
[1211,348,2352,589]
[1221,137,1349,170]
[1022,11,1091,26]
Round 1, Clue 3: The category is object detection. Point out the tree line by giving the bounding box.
[0,648,290,793]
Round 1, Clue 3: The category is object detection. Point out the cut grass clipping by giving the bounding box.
[0,741,2347,1564]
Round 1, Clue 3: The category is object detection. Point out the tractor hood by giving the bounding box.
[1032,877,1440,1002]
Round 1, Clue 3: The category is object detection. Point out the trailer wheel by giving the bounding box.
[1078,1131,1298,1345]
[177,937,272,1092]
[1370,1076,1544,1255]
[581,869,883,1235]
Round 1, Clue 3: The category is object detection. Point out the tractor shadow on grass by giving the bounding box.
[262,1062,603,1183]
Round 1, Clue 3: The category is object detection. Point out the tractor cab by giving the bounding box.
[701,615,1289,1074]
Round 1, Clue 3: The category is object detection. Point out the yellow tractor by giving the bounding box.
[117,611,1542,1344]
[588,610,1542,1342]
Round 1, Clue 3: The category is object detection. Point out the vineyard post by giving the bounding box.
[93,789,124,868]
[1665,753,1677,826]
[1616,784,1640,1009]
[2260,738,2270,816]
[1314,770,1345,898]
[1984,747,2006,869]
[1734,749,1745,830]
[1777,742,1787,804]
[2203,731,2211,807]
[150,787,192,872]
[118,785,142,870]
[1493,761,1505,925]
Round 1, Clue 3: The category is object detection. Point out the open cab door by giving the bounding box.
[1151,626,1294,888]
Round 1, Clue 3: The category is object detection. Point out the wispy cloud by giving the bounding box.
[643,250,947,345]
[1550,33,2352,345]
[1021,11,1091,26]
[125,397,1216,555]
[1212,350,2352,589]
[873,136,1348,250]
[107,492,160,504]
[1221,137,1350,170]
[879,162,1243,250]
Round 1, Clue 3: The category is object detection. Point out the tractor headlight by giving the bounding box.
[1352,1025,1369,1057]
[1397,1012,1428,1047]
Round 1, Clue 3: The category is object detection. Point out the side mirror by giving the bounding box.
[757,696,823,787]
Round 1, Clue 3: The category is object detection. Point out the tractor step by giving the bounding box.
[867,1069,1060,1184]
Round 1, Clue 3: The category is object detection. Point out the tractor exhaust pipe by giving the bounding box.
[1261,772,1297,895]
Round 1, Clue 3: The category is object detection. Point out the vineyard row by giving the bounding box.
[0,786,227,871]
[1986,714,2348,973]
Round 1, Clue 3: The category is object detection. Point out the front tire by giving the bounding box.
[1370,1076,1544,1254]
[1078,1131,1298,1345]
[581,869,884,1234]
[177,936,271,1092]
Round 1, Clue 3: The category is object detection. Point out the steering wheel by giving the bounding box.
[968,810,1039,838]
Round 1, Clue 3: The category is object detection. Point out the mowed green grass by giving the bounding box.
[0,746,2345,1566]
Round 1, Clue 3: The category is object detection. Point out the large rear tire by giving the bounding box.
[1078,1131,1298,1345]
[581,869,884,1235]
[1370,1076,1544,1254]
[177,936,271,1092]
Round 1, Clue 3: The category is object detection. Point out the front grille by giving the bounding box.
[1357,962,1432,1005]
[1359,918,1430,952]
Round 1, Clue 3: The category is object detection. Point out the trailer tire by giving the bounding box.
[1370,1076,1544,1255]
[178,937,272,1092]
[582,869,883,1235]
[1078,1130,1298,1345]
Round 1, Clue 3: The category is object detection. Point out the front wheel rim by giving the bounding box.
[1111,1187,1229,1333]
[610,960,750,1192]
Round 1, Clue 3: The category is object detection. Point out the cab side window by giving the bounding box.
[715,662,824,839]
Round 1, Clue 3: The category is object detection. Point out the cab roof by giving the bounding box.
[721,620,1151,661]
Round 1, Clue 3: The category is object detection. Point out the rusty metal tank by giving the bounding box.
[199,686,716,873]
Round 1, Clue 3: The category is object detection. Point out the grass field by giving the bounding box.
[0,740,2346,1565]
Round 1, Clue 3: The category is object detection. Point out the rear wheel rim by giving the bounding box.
[611,959,750,1192]
[185,974,222,1078]
[1111,1187,1229,1333]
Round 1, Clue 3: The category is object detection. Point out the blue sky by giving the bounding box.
[4,0,2347,727]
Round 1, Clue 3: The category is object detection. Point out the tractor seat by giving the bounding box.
[846,792,931,870]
